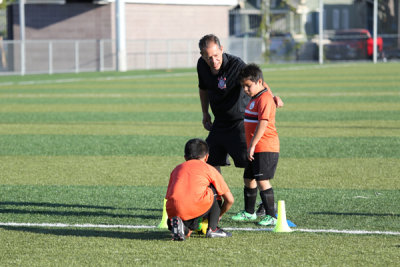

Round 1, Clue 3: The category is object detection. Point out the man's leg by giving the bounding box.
[206,130,231,170]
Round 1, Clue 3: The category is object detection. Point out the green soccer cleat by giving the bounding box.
[231,210,257,221]
[258,215,277,226]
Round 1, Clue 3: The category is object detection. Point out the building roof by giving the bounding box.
[23,0,238,6]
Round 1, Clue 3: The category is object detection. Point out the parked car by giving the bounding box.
[269,32,296,61]
[325,29,383,60]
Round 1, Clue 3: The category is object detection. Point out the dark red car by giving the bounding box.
[325,29,383,60]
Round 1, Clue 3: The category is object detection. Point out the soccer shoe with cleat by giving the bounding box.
[256,202,266,217]
[206,227,232,238]
[171,216,185,241]
[258,215,277,226]
[231,210,257,221]
[256,202,277,217]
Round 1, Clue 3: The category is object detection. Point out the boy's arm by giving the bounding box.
[248,119,269,161]
[219,190,234,221]
[263,81,284,108]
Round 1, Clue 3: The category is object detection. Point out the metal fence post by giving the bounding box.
[373,0,378,63]
[187,40,192,68]
[75,40,79,73]
[243,36,248,63]
[19,0,26,75]
[49,41,53,74]
[319,0,324,65]
[167,40,171,69]
[99,39,104,72]
[146,40,150,70]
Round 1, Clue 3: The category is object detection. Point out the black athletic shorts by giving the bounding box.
[243,152,279,180]
[206,121,248,168]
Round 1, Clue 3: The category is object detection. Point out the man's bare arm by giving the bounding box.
[199,88,213,131]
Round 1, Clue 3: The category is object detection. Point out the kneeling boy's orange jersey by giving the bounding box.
[165,159,229,221]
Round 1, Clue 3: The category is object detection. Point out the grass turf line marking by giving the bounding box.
[0,64,354,87]
[1,222,399,236]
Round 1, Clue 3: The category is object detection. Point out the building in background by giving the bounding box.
[7,0,237,41]
[229,0,399,61]
[1,0,399,73]
[229,0,399,38]
[4,0,238,72]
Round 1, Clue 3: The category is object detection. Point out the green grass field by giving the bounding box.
[0,63,399,266]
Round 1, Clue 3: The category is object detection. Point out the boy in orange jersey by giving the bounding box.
[231,64,280,226]
[165,138,234,240]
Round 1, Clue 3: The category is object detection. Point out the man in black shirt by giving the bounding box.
[197,34,283,173]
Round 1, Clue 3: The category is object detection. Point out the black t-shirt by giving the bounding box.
[197,53,249,129]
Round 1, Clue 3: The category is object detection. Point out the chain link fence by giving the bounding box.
[0,35,399,75]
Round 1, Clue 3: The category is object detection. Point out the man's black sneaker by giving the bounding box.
[171,216,185,241]
[206,227,232,238]
[256,202,266,217]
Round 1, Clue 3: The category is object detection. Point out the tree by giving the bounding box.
[258,0,270,61]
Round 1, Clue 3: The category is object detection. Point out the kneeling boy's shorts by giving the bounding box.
[243,152,279,180]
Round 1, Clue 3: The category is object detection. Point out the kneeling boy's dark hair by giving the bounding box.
[184,138,209,160]
[239,63,264,83]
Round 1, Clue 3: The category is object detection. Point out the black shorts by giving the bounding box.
[206,121,248,168]
[243,152,279,180]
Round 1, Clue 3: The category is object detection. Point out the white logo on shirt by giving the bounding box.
[249,101,255,110]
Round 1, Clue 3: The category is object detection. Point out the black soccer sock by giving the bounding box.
[260,188,276,218]
[207,198,221,230]
[244,187,258,214]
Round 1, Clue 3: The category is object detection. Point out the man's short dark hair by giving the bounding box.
[199,34,221,53]
[184,138,209,160]
[238,63,264,83]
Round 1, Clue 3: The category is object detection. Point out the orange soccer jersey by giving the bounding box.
[165,159,229,221]
[244,89,279,153]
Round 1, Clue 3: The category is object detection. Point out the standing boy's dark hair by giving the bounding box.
[238,63,264,83]
[184,138,209,160]
[199,34,221,54]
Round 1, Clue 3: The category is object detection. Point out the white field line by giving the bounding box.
[0,64,352,87]
[1,222,399,236]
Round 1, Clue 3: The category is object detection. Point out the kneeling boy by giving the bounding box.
[165,138,234,240]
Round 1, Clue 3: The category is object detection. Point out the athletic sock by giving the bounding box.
[244,186,257,214]
[208,198,221,230]
[260,188,276,218]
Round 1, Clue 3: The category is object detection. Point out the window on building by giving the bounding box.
[342,9,349,29]
[333,9,340,29]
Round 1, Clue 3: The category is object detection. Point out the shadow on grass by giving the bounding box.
[310,212,400,217]
[0,201,162,212]
[0,226,172,240]
[0,201,117,210]
[0,208,158,220]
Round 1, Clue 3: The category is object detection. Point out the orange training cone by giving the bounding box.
[273,200,292,233]
[157,198,168,229]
